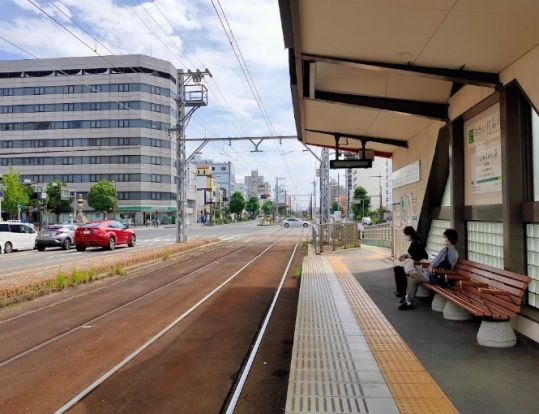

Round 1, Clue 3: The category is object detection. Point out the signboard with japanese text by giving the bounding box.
[464,104,502,205]
[391,160,420,189]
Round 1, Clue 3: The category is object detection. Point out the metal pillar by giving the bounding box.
[320,148,330,227]
[346,168,352,219]
[173,69,211,243]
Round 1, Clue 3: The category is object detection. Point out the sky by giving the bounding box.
[0,0,324,209]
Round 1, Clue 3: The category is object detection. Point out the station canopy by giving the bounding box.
[279,0,539,157]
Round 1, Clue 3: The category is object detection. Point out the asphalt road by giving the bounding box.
[0,221,272,274]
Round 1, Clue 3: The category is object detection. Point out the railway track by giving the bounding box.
[0,228,304,413]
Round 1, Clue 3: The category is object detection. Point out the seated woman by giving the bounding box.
[398,228,459,311]
[394,226,428,298]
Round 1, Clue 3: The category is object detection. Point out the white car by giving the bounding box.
[282,218,309,228]
[0,222,37,254]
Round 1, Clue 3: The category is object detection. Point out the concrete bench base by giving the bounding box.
[416,284,432,298]
[477,320,517,348]
[443,301,473,321]
[431,293,447,312]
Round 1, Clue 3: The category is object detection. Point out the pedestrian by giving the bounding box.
[393,226,428,298]
[398,228,459,310]
[145,218,150,228]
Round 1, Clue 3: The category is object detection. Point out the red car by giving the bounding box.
[74,220,136,251]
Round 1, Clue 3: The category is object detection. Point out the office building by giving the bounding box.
[244,170,271,200]
[0,55,179,224]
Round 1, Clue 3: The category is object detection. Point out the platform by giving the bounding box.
[286,251,456,414]
[287,245,539,414]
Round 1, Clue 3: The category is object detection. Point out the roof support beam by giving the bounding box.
[314,90,448,120]
[306,129,408,148]
[303,53,501,88]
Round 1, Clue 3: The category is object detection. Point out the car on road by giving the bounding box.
[36,224,77,251]
[74,220,136,251]
[0,222,37,254]
[282,218,309,228]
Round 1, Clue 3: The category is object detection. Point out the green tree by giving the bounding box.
[0,168,29,217]
[351,186,371,220]
[330,202,342,213]
[228,191,246,218]
[88,181,117,218]
[261,200,273,216]
[245,196,260,218]
[46,180,73,221]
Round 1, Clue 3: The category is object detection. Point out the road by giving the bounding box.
[0,221,269,273]
[0,228,304,413]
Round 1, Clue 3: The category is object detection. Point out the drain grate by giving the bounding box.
[286,256,398,414]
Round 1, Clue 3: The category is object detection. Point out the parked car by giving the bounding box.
[282,218,309,228]
[36,224,77,251]
[74,220,136,251]
[0,222,37,254]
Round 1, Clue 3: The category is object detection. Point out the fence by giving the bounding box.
[360,223,411,260]
[312,223,360,254]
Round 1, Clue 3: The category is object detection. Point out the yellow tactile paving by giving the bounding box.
[327,257,459,414]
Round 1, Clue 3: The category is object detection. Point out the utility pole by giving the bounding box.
[273,177,285,223]
[320,148,330,232]
[172,69,211,243]
[370,174,383,220]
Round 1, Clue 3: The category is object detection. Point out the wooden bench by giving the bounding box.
[421,259,532,347]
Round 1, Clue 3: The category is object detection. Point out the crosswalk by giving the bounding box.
[137,233,249,245]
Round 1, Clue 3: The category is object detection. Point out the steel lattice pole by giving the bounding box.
[176,71,187,243]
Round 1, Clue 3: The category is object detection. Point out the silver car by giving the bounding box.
[36,224,77,251]
[282,218,309,228]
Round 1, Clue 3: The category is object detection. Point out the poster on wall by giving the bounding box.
[464,104,502,205]
[466,108,501,194]
[392,160,420,189]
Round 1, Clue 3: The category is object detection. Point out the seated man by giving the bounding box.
[398,228,459,311]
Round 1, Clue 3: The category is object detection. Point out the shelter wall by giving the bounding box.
[501,44,539,110]
[392,121,443,228]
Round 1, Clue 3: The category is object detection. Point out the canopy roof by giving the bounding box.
[279,0,539,157]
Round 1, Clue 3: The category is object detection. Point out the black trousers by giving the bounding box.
[393,266,407,297]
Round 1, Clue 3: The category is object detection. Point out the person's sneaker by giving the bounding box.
[398,302,414,310]
[399,297,406,304]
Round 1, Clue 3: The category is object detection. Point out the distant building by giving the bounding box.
[196,165,218,223]
[193,158,235,201]
[244,170,271,200]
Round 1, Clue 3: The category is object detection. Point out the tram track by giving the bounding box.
[0,228,301,413]
[0,227,283,368]
[56,231,303,413]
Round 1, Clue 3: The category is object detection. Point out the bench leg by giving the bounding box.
[443,301,473,321]
[416,284,432,298]
[477,320,517,348]
[431,293,447,312]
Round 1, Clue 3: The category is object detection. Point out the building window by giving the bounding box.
[2,88,13,96]
[89,156,99,164]
[0,140,13,148]
[118,174,129,182]
[118,84,130,92]
[151,174,161,183]
[34,104,45,112]
[90,174,99,182]
[118,138,130,146]
[151,192,161,200]
[221,166,226,171]
[89,138,101,146]
[63,157,73,165]
[118,120,129,128]
[151,157,161,165]
[119,156,130,164]
[118,192,129,200]
[62,139,73,147]
[62,175,73,183]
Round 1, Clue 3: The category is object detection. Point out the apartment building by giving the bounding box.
[244,170,270,200]
[0,55,178,224]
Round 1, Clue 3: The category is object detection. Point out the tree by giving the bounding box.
[228,191,246,218]
[88,181,117,218]
[245,196,260,218]
[0,168,29,217]
[261,200,273,216]
[330,202,342,213]
[351,186,371,220]
[46,180,73,221]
